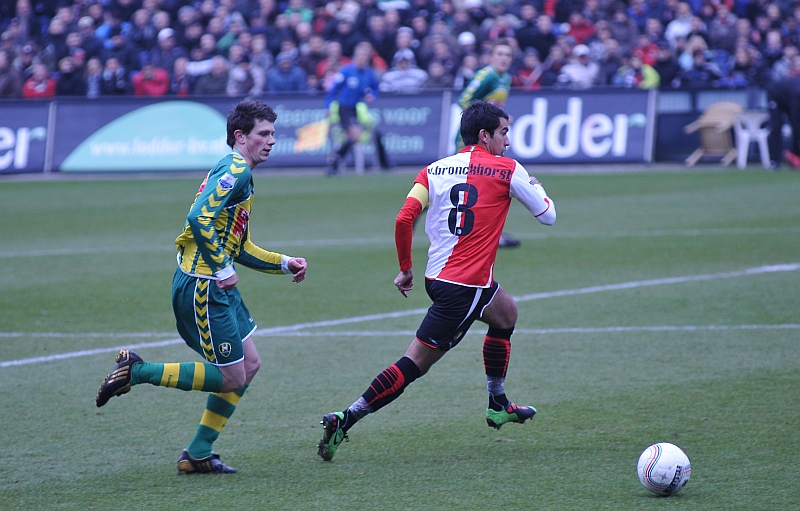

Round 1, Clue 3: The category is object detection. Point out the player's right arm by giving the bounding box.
[394,175,429,297]
[457,67,492,108]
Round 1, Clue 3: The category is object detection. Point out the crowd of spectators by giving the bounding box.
[0,0,798,99]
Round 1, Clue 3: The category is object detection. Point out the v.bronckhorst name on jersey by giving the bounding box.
[414,145,555,288]
[426,161,514,181]
[175,151,290,279]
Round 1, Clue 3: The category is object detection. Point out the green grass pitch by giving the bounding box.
[1,168,798,510]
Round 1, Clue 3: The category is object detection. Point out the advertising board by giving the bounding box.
[0,101,49,175]
[4,90,655,174]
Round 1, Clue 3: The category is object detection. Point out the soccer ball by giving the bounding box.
[637,442,691,496]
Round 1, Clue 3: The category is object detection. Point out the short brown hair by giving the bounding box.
[226,100,277,148]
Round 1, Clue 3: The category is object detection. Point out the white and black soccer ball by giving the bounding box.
[637,442,691,496]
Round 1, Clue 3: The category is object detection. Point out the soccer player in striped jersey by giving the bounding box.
[96,100,308,474]
[318,101,555,461]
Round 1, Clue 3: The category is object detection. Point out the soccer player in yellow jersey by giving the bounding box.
[96,99,308,474]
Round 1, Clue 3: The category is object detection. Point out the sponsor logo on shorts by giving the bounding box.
[219,343,232,357]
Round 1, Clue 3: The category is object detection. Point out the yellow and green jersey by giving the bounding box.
[175,151,286,278]
[457,65,512,110]
[455,65,512,150]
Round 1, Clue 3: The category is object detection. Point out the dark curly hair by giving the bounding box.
[460,101,508,146]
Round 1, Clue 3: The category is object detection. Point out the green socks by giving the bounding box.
[131,361,224,392]
[187,385,248,458]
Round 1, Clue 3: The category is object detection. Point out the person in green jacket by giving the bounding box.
[612,54,661,89]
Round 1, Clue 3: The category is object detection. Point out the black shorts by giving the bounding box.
[338,105,359,128]
[416,279,499,351]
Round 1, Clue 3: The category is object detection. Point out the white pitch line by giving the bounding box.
[0,339,184,368]
[1,263,798,368]
[514,263,800,301]
[513,226,800,240]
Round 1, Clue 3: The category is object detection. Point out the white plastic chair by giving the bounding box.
[684,101,743,166]
[734,111,771,169]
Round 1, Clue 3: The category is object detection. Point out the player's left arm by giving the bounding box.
[508,162,556,225]
[235,232,307,282]
[365,70,379,102]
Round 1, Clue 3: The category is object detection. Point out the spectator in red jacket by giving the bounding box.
[132,63,169,96]
[567,11,596,45]
[22,63,56,98]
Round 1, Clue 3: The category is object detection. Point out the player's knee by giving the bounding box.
[494,313,516,330]
[486,295,517,329]
[506,304,518,326]
[219,364,247,392]
[244,354,261,382]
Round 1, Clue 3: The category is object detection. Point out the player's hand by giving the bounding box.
[394,269,413,297]
[288,257,307,283]
[529,175,541,185]
[217,273,239,290]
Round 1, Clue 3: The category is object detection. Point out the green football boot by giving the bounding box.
[317,412,348,461]
[486,402,536,430]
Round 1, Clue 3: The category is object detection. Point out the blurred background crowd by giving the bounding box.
[0,0,798,99]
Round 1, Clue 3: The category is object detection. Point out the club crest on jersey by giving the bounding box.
[219,173,236,191]
[233,208,249,236]
[219,343,232,358]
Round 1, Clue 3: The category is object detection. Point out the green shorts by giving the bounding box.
[172,268,256,366]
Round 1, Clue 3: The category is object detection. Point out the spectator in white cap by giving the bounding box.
[558,43,600,88]
[149,27,187,74]
[379,48,429,94]
[77,16,94,30]
[457,31,477,55]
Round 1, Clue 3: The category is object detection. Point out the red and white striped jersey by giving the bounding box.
[397,145,555,288]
